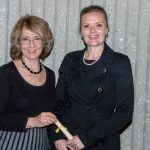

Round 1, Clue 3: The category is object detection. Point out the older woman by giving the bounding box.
[0,15,56,150]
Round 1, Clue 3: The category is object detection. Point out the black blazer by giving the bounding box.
[54,44,134,150]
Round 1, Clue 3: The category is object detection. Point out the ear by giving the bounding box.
[80,31,83,37]
[105,28,109,35]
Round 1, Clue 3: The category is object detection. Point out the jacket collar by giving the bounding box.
[71,43,114,81]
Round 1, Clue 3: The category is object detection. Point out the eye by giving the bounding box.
[96,23,103,28]
[34,37,42,42]
[20,37,30,44]
[21,37,29,41]
[82,24,90,29]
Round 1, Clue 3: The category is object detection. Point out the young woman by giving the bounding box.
[53,5,134,150]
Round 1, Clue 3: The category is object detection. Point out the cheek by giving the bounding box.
[80,30,88,38]
[20,45,28,51]
[39,43,44,49]
[96,30,107,38]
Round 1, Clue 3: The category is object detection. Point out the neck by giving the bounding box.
[21,57,42,74]
[85,45,104,60]
[22,57,39,70]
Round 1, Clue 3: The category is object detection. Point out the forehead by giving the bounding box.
[81,12,106,23]
[21,27,39,36]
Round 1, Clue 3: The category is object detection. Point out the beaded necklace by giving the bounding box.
[21,58,42,74]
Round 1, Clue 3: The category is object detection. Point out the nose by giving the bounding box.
[29,39,35,47]
[91,25,96,32]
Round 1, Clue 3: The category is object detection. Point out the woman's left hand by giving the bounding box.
[26,112,56,128]
[67,135,85,150]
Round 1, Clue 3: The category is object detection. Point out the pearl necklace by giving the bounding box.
[83,51,100,66]
[21,58,42,74]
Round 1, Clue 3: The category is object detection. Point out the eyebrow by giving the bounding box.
[21,35,41,38]
[81,22,105,25]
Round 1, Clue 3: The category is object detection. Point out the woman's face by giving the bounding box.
[20,27,44,60]
[80,12,108,48]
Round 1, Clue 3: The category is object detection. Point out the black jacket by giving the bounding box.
[54,44,134,150]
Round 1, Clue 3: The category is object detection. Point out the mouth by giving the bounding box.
[28,50,36,54]
[89,35,99,40]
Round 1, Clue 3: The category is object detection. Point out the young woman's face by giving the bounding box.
[80,12,108,48]
[20,27,44,60]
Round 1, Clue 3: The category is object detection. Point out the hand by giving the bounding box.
[55,139,68,150]
[67,135,85,150]
[26,112,56,128]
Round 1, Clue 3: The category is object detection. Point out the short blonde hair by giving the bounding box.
[10,15,54,60]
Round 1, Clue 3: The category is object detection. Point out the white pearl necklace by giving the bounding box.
[83,51,100,66]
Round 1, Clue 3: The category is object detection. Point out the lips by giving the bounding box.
[89,35,99,39]
[28,50,36,53]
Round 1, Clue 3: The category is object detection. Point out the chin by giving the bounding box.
[88,43,104,47]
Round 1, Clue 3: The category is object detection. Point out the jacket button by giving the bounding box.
[97,87,103,94]
[84,104,91,111]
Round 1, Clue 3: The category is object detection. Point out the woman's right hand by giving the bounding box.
[55,139,77,150]
[26,112,56,128]
[55,140,68,150]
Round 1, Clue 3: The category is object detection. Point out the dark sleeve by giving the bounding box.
[79,56,134,147]
[47,68,66,145]
[49,74,67,142]
[0,64,28,132]
[49,54,72,142]
[55,53,73,117]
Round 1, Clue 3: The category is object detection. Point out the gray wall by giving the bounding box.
[0,0,150,150]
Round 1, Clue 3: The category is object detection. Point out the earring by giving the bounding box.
[105,33,108,38]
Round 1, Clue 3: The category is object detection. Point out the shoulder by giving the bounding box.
[0,61,13,82]
[113,52,131,67]
[58,50,84,73]
[0,61,13,74]
[103,44,130,67]
[59,49,84,69]
[44,66,55,82]
[62,50,83,63]
[112,52,132,76]
[45,66,54,74]
[44,66,55,77]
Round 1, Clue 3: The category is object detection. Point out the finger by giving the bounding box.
[46,112,56,118]
[40,115,54,123]
[67,144,76,150]
[45,113,57,122]
[39,112,55,118]
[40,118,49,124]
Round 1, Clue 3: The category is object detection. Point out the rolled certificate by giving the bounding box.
[55,119,73,140]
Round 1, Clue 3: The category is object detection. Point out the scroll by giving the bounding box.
[55,119,73,140]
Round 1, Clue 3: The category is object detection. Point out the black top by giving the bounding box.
[0,61,56,132]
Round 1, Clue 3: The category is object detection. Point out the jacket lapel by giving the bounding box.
[85,44,114,83]
[69,44,114,85]
[69,50,85,85]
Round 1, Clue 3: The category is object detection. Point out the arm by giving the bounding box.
[50,72,68,141]
[48,73,69,149]
[0,65,28,132]
[0,64,56,132]
[49,55,72,148]
[26,112,56,128]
